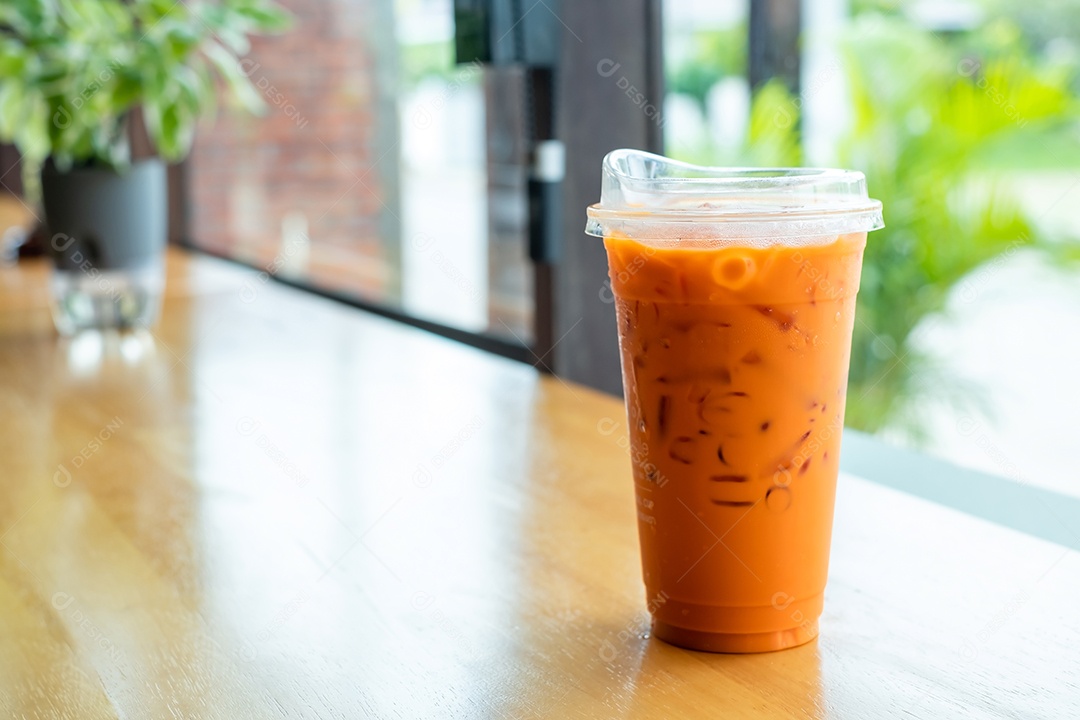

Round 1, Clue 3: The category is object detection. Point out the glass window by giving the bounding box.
[664,0,1080,499]
[187,0,533,344]
[663,0,750,164]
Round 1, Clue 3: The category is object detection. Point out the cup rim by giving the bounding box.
[585,149,884,239]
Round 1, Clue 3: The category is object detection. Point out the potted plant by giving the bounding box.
[0,0,290,333]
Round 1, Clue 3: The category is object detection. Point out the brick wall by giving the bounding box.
[188,0,401,300]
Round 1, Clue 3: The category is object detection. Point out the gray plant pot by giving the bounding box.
[41,158,167,334]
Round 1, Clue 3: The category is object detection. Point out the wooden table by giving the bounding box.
[1,248,1077,719]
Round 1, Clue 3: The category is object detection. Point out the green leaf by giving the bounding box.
[19,92,51,163]
[0,0,290,167]
[202,39,265,115]
[0,40,29,78]
[745,80,802,167]
[0,83,26,138]
[231,0,293,33]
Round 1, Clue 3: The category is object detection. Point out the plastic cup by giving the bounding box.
[586,150,883,653]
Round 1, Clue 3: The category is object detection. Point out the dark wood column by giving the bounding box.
[0,145,23,198]
[551,0,664,396]
[749,0,801,94]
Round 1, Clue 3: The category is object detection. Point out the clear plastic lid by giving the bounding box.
[585,149,884,245]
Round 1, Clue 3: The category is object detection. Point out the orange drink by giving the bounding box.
[586,150,883,653]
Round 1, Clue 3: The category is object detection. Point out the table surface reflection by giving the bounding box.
[0,248,1077,719]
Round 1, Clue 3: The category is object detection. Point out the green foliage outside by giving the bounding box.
[400,41,458,88]
[667,25,747,109]
[838,15,1079,433]
[667,10,1080,437]
[0,0,290,193]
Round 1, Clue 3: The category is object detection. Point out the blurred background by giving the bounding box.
[2,0,1077,498]
[664,0,1080,499]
